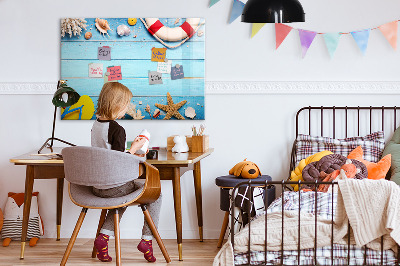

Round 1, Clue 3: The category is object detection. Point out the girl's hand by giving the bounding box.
[134,148,149,157]
[129,137,147,155]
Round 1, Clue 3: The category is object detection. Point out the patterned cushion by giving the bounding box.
[295,131,385,166]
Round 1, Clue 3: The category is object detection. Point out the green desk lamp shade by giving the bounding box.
[38,80,81,154]
[241,0,305,23]
[52,84,80,107]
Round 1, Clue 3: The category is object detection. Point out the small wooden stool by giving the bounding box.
[215,175,275,248]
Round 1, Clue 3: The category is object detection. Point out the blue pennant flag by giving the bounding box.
[323,33,341,58]
[351,29,371,55]
[209,0,221,7]
[229,0,245,23]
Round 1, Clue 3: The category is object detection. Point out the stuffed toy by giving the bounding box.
[229,159,261,179]
[289,150,333,191]
[172,135,189,153]
[348,146,391,180]
[1,192,44,247]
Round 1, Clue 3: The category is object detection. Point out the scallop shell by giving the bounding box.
[84,32,92,40]
[95,18,111,36]
[117,24,131,36]
[185,107,196,119]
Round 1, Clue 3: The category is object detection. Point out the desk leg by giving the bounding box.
[193,161,203,242]
[20,165,34,259]
[172,167,183,261]
[56,178,64,241]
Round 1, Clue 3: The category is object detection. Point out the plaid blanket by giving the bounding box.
[234,191,397,265]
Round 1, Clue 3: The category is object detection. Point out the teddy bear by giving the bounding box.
[172,135,189,153]
[229,159,261,179]
[1,192,44,247]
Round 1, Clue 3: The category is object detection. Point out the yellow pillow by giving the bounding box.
[290,150,333,191]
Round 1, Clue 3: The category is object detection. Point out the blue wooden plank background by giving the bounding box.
[61,17,205,120]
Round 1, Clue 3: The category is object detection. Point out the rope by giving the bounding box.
[140,18,205,49]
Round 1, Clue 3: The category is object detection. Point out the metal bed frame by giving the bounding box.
[230,106,400,266]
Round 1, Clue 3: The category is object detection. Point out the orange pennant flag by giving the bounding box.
[275,23,293,49]
[378,21,398,50]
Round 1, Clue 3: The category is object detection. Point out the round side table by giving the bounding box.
[215,175,275,248]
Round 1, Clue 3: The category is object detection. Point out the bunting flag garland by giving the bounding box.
[351,29,370,55]
[229,0,245,24]
[298,29,317,58]
[323,33,341,58]
[209,0,220,7]
[378,21,398,50]
[275,23,293,49]
[251,23,266,38]
[207,2,400,57]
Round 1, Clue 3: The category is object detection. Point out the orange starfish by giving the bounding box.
[155,92,187,120]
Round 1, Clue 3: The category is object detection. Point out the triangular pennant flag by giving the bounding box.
[229,0,245,24]
[298,29,317,58]
[323,33,341,58]
[378,21,398,50]
[351,29,370,55]
[275,23,293,49]
[209,0,220,7]
[251,23,266,38]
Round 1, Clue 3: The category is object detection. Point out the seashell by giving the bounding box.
[84,32,92,40]
[95,18,111,36]
[197,30,204,37]
[174,18,180,25]
[128,18,137,26]
[185,107,196,119]
[117,24,131,36]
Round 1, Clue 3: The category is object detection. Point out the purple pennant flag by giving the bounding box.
[229,0,245,23]
[298,29,317,58]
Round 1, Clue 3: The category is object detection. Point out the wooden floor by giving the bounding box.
[0,239,221,265]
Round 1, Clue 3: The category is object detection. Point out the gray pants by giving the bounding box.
[92,180,162,240]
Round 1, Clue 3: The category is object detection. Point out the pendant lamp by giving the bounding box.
[241,0,305,23]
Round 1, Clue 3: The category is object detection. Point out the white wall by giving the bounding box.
[1,0,400,239]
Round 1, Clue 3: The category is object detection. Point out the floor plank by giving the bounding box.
[0,239,221,265]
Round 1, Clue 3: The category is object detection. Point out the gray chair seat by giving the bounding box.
[69,180,145,208]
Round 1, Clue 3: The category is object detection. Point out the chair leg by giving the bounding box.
[217,211,230,248]
[60,208,88,266]
[91,209,108,258]
[114,209,121,266]
[141,205,171,263]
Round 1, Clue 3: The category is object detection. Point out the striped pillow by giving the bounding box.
[294,131,385,166]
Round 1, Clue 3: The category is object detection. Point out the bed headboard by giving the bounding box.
[290,106,400,178]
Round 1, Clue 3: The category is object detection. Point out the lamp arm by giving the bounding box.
[50,105,57,148]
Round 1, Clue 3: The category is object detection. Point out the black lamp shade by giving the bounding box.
[241,0,305,23]
[52,85,80,108]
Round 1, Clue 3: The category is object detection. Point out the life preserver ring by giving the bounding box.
[144,18,201,42]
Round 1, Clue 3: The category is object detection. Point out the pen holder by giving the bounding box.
[191,135,209,153]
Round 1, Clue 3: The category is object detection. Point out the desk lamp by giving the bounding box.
[38,80,80,154]
[241,0,305,23]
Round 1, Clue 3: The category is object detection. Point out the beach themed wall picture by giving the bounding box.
[60,18,205,120]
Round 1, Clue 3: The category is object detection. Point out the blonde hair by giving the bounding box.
[96,82,133,120]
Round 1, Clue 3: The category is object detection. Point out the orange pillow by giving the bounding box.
[347,146,391,180]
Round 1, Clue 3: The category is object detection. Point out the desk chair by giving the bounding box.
[60,146,171,265]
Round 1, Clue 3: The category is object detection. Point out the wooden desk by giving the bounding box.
[10,147,213,261]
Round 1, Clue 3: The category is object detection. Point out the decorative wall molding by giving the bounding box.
[1,81,400,95]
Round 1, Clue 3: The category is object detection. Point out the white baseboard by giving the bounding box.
[1,81,400,94]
